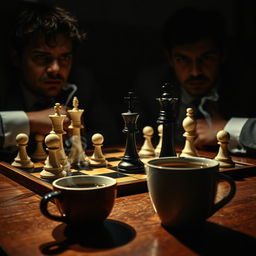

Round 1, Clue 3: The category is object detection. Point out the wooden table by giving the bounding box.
[1,152,256,256]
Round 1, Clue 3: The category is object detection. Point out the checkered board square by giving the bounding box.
[31,149,150,185]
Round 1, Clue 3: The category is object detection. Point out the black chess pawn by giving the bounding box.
[118,91,145,173]
[156,82,178,157]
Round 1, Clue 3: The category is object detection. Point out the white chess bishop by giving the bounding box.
[180,108,198,157]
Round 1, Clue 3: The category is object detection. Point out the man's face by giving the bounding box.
[19,34,73,98]
[169,39,222,96]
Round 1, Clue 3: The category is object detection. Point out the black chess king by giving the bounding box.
[118,91,145,173]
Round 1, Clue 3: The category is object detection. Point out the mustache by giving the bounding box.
[42,75,65,81]
[185,75,209,83]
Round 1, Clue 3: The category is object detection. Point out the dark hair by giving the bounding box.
[163,7,227,54]
[9,1,86,54]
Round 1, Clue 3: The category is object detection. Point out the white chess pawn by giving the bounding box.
[154,124,163,156]
[139,126,155,157]
[180,108,198,157]
[89,133,108,167]
[31,134,47,162]
[40,134,66,180]
[214,130,234,168]
[12,133,34,169]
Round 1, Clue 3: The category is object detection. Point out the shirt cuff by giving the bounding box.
[1,111,30,148]
[224,117,248,154]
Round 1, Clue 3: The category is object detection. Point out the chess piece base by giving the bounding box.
[139,149,155,157]
[89,158,108,167]
[71,161,90,170]
[214,157,235,168]
[11,160,34,169]
[40,170,67,180]
[118,157,145,173]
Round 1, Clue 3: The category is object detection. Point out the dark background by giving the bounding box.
[1,0,256,147]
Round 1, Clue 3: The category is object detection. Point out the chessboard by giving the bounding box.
[0,147,153,197]
[1,146,256,198]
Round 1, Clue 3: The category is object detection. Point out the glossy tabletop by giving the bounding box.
[0,158,256,256]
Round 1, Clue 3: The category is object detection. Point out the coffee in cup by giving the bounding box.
[146,156,236,229]
[40,175,117,227]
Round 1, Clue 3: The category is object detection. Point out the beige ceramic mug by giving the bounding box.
[40,175,117,228]
[146,156,236,229]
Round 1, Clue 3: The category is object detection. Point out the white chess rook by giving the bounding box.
[180,108,198,157]
[40,134,66,180]
[139,126,155,157]
[12,133,34,169]
[214,130,234,168]
[68,96,89,166]
[89,133,108,167]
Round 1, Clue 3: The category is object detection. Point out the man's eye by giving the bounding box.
[202,54,218,61]
[175,56,188,63]
[59,54,72,62]
[33,55,51,64]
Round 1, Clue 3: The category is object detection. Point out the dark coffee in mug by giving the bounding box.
[64,183,106,188]
[155,161,208,168]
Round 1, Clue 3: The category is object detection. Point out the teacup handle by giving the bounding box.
[209,173,236,216]
[40,191,66,222]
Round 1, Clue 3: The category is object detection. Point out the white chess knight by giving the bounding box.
[89,133,108,167]
[139,126,155,157]
[214,130,234,168]
[40,133,66,180]
[180,108,198,157]
[49,103,69,170]
[68,96,89,167]
[12,133,34,169]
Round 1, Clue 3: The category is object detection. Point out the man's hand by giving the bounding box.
[194,118,227,148]
[26,106,70,135]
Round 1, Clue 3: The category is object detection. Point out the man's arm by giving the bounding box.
[0,107,70,151]
[0,111,30,150]
[238,118,256,153]
[194,118,227,148]
[26,107,70,135]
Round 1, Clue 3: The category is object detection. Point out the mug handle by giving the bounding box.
[40,191,66,222]
[209,173,236,216]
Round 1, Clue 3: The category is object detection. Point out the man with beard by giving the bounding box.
[0,1,85,155]
[163,7,230,148]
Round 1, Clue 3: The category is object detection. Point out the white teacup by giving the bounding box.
[146,156,236,229]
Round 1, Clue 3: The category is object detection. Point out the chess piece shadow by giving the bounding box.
[39,219,136,254]
[164,221,256,255]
